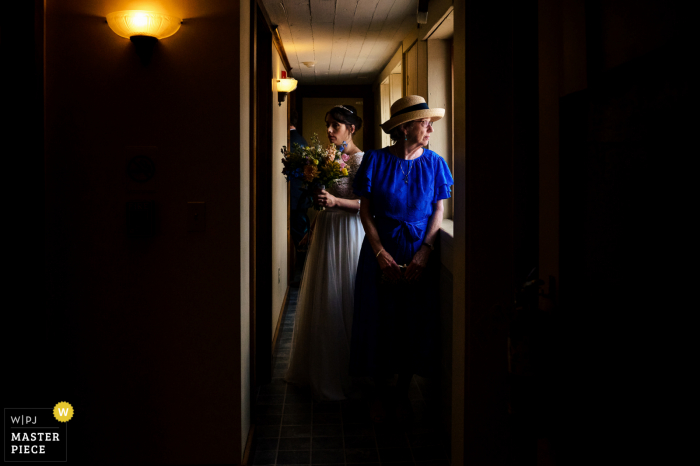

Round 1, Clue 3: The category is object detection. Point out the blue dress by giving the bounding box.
[349,147,454,377]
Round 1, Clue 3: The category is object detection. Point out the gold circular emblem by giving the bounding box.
[53,402,74,422]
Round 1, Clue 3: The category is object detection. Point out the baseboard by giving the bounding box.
[271,285,290,355]
[241,424,255,466]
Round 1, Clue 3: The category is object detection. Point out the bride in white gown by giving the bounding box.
[285,105,365,401]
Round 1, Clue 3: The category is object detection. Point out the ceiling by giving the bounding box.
[260,0,420,85]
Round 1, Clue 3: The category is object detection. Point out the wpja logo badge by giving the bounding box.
[4,402,72,462]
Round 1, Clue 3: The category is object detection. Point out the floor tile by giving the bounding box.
[282,413,312,425]
[274,361,290,371]
[280,425,311,438]
[311,436,344,450]
[313,402,341,413]
[260,383,287,395]
[257,404,284,415]
[344,448,380,463]
[343,435,376,449]
[313,412,342,424]
[407,433,442,447]
[378,448,413,463]
[375,433,409,448]
[284,403,312,414]
[250,449,276,465]
[286,393,314,404]
[256,437,279,451]
[256,425,281,438]
[257,394,285,405]
[277,450,311,465]
[341,404,369,424]
[313,424,343,437]
[279,437,311,451]
[311,449,345,464]
[256,414,282,426]
[411,447,447,462]
[342,424,374,437]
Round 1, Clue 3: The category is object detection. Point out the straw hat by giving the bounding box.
[380,95,445,134]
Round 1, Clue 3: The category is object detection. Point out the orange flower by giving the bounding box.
[303,164,318,182]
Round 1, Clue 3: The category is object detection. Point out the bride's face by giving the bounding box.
[325,115,354,147]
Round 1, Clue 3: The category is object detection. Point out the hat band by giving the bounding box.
[391,102,430,118]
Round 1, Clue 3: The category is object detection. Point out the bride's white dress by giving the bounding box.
[285,152,365,401]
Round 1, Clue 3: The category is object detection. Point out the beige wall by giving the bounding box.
[239,0,252,454]
[272,47,289,337]
[426,38,453,219]
[44,0,249,462]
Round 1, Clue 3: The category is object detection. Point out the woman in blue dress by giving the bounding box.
[350,95,454,421]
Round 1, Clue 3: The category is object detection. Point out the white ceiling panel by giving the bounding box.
[260,0,419,85]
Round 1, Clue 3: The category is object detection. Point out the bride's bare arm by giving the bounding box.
[313,190,361,213]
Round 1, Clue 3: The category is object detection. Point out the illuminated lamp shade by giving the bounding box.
[276,72,298,106]
[107,10,182,40]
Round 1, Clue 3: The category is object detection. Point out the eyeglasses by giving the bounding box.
[335,105,354,114]
[417,120,433,128]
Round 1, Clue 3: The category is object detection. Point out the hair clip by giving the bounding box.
[335,105,354,114]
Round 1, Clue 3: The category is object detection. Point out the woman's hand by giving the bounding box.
[405,246,431,281]
[377,249,403,282]
[313,189,337,208]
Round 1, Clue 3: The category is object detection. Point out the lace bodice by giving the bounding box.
[327,152,364,199]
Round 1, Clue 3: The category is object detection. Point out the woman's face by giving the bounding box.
[325,115,354,146]
[406,118,434,146]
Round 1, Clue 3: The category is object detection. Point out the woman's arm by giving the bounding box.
[405,199,444,281]
[314,190,361,213]
[359,196,403,281]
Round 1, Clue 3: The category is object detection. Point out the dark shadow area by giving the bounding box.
[249,272,452,466]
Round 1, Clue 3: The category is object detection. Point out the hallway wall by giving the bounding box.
[43,1,250,463]
[271,46,290,338]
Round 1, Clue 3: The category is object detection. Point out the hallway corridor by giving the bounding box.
[250,264,451,466]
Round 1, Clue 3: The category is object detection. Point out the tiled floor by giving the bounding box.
[249,258,451,466]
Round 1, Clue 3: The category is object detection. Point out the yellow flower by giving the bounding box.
[341,168,348,176]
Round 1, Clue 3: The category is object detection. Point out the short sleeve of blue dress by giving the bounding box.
[350,148,454,378]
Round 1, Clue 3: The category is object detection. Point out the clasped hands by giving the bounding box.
[377,246,431,282]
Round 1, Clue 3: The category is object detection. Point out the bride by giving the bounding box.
[285,104,365,400]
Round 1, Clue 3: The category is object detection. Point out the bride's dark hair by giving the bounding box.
[325,105,363,134]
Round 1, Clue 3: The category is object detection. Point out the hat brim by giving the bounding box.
[380,108,445,134]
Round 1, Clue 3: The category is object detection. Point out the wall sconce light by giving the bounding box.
[107,10,182,44]
[276,71,298,106]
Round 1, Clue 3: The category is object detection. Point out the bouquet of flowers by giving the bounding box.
[281,134,350,210]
